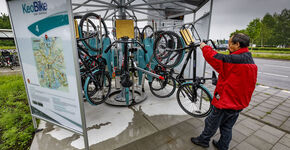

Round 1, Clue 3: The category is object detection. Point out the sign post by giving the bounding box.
[6,0,89,149]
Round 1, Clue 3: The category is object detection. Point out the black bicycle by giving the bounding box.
[77,44,111,105]
[151,24,218,117]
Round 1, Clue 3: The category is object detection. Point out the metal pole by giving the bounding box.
[67,0,90,149]
[203,0,213,78]
[32,116,37,129]
[118,0,126,19]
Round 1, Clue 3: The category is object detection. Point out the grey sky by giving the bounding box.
[209,0,290,40]
[0,0,289,40]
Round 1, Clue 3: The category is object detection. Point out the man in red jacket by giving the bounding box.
[191,33,257,150]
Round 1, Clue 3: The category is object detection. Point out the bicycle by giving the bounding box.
[77,44,111,105]
[151,23,218,117]
[75,14,112,105]
[104,37,164,105]
[0,50,14,70]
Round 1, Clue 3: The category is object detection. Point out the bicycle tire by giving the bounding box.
[84,71,111,105]
[149,75,176,98]
[141,25,154,40]
[153,31,183,68]
[148,30,164,39]
[134,26,141,41]
[176,83,213,117]
[79,13,108,52]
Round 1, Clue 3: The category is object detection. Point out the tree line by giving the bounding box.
[230,9,289,48]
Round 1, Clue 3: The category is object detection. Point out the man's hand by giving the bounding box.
[200,42,206,49]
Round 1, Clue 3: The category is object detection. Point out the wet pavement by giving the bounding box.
[30,81,290,150]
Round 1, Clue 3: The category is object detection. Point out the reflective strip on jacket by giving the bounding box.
[202,45,258,110]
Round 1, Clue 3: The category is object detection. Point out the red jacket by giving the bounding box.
[202,46,257,110]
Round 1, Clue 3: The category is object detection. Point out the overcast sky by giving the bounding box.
[0,0,289,40]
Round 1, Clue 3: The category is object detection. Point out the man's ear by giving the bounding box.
[236,42,240,48]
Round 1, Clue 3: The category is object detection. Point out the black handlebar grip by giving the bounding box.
[202,39,218,50]
[210,40,218,50]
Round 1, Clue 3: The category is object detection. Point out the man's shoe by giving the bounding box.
[191,137,209,148]
[212,140,220,149]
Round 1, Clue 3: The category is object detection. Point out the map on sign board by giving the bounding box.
[32,36,69,92]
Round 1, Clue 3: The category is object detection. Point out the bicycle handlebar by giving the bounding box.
[104,40,147,53]
[202,39,217,50]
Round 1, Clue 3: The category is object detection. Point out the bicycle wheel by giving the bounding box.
[141,25,154,40]
[79,13,108,52]
[84,71,111,105]
[148,30,164,39]
[176,83,213,117]
[134,26,141,42]
[149,75,176,98]
[153,31,183,68]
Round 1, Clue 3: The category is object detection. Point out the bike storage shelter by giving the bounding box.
[6,0,214,149]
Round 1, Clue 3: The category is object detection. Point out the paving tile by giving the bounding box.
[245,135,273,150]
[247,109,267,119]
[276,90,290,99]
[254,105,273,113]
[272,109,290,117]
[252,98,264,103]
[265,112,288,122]
[229,139,238,149]
[253,129,281,144]
[249,101,260,106]
[269,96,287,103]
[261,116,284,127]
[234,123,255,136]
[263,88,281,95]
[232,129,247,143]
[235,141,259,150]
[281,101,290,107]
[165,137,194,150]
[259,102,277,109]
[239,118,263,131]
[252,91,260,96]
[260,125,285,138]
[186,118,204,129]
[264,100,280,106]
[281,119,290,132]
[272,143,290,150]
[279,134,290,148]
[277,105,290,113]
[256,93,272,99]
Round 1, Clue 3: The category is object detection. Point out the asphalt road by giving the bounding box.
[205,58,290,91]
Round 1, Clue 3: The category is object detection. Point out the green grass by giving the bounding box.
[250,50,290,54]
[0,46,16,50]
[252,53,290,60]
[217,50,290,60]
[0,75,35,150]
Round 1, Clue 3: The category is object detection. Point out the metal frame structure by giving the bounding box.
[0,29,14,40]
[72,0,210,21]
[6,0,214,150]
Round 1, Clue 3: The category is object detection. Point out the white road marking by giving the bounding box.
[263,64,290,69]
[262,72,288,78]
[258,72,288,78]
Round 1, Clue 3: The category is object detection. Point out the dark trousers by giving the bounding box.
[198,106,241,150]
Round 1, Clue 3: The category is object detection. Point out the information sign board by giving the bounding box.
[7,0,84,133]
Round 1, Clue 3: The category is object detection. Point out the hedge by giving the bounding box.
[249,47,290,51]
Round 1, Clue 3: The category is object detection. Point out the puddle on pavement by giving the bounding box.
[33,104,190,150]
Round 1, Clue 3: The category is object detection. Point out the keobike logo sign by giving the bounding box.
[22,1,47,15]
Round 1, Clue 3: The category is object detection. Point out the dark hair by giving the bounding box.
[231,33,250,48]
